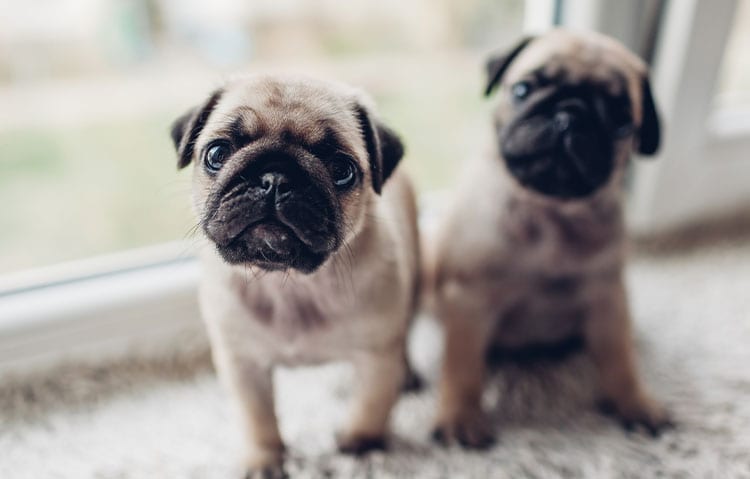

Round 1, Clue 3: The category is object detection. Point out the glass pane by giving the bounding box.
[0,0,525,275]
[715,0,750,108]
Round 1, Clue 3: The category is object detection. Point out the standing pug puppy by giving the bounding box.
[170,74,420,477]
[431,30,671,448]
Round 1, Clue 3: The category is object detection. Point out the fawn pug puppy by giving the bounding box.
[430,30,671,448]
[171,74,420,478]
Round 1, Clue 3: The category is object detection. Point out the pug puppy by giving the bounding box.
[170,74,420,477]
[430,29,671,448]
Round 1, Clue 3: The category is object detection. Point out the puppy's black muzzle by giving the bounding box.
[203,151,339,272]
[501,86,625,199]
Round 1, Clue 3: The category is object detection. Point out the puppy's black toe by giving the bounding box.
[596,398,618,417]
[597,397,675,438]
[336,433,387,455]
[456,423,496,450]
[244,465,287,479]
[401,368,424,393]
[431,417,496,450]
[431,426,449,446]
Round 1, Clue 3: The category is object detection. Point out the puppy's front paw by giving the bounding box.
[244,465,287,479]
[598,397,674,437]
[336,430,387,455]
[245,447,286,479]
[432,410,496,449]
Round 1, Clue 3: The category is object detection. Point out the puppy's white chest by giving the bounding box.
[238,279,364,363]
[495,277,587,348]
[253,291,330,334]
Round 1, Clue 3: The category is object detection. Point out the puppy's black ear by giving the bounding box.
[354,103,404,195]
[170,88,223,169]
[637,77,661,156]
[485,36,535,97]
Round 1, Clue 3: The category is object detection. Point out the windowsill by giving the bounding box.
[707,106,750,141]
[0,246,202,374]
[0,241,199,297]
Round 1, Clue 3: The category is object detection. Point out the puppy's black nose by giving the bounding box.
[554,97,589,132]
[554,111,572,132]
[260,172,293,202]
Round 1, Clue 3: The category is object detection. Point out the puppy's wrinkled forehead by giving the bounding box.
[200,75,365,158]
[505,29,648,123]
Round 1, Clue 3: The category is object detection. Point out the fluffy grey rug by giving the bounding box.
[2,239,750,479]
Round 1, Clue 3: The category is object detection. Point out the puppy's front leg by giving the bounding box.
[585,279,672,436]
[213,348,285,478]
[336,347,406,455]
[433,308,496,449]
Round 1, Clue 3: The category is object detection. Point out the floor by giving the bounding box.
[1,235,749,478]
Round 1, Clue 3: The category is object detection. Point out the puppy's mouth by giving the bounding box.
[202,174,340,273]
[219,219,328,273]
[500,98,618,199]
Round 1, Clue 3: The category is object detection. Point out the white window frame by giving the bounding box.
[0,1,557,374]
[0,243,203,374]
[629,0,750,232]
[559,0,750,232]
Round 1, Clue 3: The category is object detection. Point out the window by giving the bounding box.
[0,0,528,277]
[555,0,750,230]
[625,0,750,230]
[715,0,750,110]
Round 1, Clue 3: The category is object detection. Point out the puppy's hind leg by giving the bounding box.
[585,279,673,437]
[336,346,406,455]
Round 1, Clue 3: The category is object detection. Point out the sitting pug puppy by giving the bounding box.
[170,74,420,477]
[430,30,671,448]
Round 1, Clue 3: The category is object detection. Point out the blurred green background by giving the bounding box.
[0,0,524,273]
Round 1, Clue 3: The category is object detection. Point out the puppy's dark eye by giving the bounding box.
[203,141,232,174]
[330,157,357,189]
[511,81,532,102]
